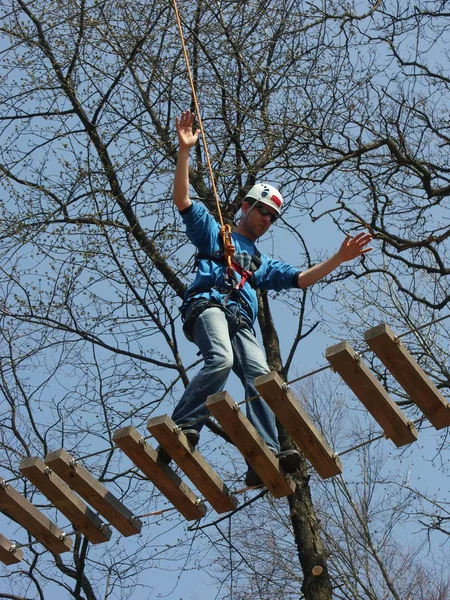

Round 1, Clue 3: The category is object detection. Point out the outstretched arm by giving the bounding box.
[297,232,372,289]
[173,111,200,211]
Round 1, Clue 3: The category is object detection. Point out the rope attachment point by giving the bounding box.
[220,224,235,270]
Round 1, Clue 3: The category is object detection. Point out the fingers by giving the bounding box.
[351,231,372,244]
[349,232,372,249]
[175,111,201,149]
[177,110,195,130]
[340,231,373,260]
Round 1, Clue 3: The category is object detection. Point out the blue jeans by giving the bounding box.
[172,303,280,452]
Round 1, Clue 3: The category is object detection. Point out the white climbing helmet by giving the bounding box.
[244,183,283,215]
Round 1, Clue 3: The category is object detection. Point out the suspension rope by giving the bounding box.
[171,0,234,269]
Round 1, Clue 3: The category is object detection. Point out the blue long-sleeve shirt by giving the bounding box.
[180,202,300,325]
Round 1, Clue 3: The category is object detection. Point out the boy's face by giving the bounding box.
[241,200,278,239]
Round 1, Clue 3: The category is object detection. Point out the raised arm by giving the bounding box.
[297,232,373,289]
[173,111,200,211]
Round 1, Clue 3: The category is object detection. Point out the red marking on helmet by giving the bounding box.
[271,195,282,207]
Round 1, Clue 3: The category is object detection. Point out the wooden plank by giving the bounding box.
[113,426,207,522]
[255,372,343,479]
[0,478,73,554]
[205,391,296,497]
[364,323,450,430]
[325,341,418,447]
[147,415,238,514]
[0,534,23,565]
[20,457,112,545]
[44,449,142,537]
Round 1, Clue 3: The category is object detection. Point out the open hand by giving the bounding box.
[176,110,200,149]
[338,232,373,262]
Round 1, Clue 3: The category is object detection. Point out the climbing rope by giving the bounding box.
[171,0,234,270]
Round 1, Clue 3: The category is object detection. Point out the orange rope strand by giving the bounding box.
[171,0,234,265]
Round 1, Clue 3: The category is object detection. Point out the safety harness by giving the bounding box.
[194,247,262,288]
[182,237,262,341]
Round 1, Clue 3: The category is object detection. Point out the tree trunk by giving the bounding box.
[258,290,332,600]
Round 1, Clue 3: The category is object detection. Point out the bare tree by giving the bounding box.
[1,0,450,599]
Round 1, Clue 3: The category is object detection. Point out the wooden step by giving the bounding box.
[255,372,343,479]
[364,323,450,430]
[0,478,73,554]
[20,457,112,545]
[44,448,142,537]
[206,391,296,497]
[0,533,23,565]
[325,341,418,447]
[147,415,238,514]
[113,426,207,522]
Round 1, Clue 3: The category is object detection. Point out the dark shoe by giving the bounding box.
[244,449,302,487]
[156,428,200,465]
[156,446,172,465]
[245,467,263,487]
[276,449,302,473]
[181,428,200,447]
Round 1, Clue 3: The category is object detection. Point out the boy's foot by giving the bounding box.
[276,449,302,472]
[245,467,263,487]
[156,428,200,465]
[178,428,200,446]
[244,449,302,487]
